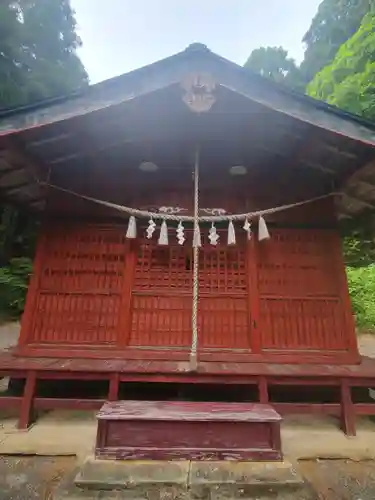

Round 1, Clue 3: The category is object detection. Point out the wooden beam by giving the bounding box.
[0,165,26,180]
[28,132,71,148]
[343,192,375,209]
[2,181,34,194]
[302,160,335,174]
[322,143,357,159]
[349,178,375,190]
[4,136,49,183]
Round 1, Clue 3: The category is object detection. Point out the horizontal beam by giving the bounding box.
[343,192,375,209]
[1,181,34,194]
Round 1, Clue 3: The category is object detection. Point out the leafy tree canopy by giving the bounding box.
[301,0,374,84]
[244,46,305,91]
[0,1,88,319]
[307,13,375,120]
[0,0,88,109]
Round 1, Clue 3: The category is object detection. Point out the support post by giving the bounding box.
[340,379,356,436]
[108,373,120,401]
[18,370,36,430]
[258,376,269,403]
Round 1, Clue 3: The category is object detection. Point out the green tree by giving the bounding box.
[301,0,374,84]
[0,0,88,108]
[244,46,304,91]
[0,1,88,318]
[307,13,375,120]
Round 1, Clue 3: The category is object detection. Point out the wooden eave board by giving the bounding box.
[0,44,374,216]
[0,45,374,146]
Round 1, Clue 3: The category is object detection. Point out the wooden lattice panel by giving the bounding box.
[198,297,249,349]
[259,298,346,350]
[258,229,339,297]
[28,225,127,346]
[258,229,349,351]
[129,233,250,350]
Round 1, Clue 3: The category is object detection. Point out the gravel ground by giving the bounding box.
[0,457,75,500]
[300,459,375,500]
[1,457,375,499]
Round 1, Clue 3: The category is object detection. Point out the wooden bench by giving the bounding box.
[95,400,282,461]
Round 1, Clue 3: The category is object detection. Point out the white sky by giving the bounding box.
[71,0,322,84]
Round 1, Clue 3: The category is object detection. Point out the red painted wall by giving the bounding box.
[17,211,358,364]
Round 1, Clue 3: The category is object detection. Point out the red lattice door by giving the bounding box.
[257,229,352,352]
[26,225,127,347]
[128,232,251,351]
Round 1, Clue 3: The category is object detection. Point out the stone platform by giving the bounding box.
[52,458,316,499]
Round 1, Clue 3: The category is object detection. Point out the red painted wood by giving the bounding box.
[0,397,22,410]
[118,240,137,348]
[258,376,269,403]
[108,373,119,401]
[34,398,105,410]
[333,233,359,358]
[18,370,36,429]
[18,231,46,346]
[95,401,282,461]
[18,219,356,365]
[15,344,360,364]
[257,229,355,355]
[247,237,260,353]
[340,379,356,436]
[2,350,375,435]
[129,233,250,350]
[23,224,127,348]
[97,401,282,421]
[273,403,341,415]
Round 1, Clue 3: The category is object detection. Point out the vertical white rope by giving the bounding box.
[190,146,200,370]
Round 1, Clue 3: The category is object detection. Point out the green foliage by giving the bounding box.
[307,13,375,119]
[0,257,32,318]
[347,265,375,329]
[0,1,87,318]
[0,0,88,109]
[301,0,374,84]
[244,47,305,91]
[245,1,374,93]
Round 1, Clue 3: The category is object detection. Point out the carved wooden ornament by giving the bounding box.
[181,73,216,113]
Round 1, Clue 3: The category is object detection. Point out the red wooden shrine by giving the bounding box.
[0,43,375,435]
[17,211,357,364]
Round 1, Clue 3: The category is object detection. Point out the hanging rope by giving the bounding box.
[40,181,339,223]
[190,147,200,371]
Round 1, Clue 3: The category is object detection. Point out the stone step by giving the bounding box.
[96,400,283,461]
[52,458,317,499]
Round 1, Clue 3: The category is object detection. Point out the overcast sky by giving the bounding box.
[71,0,322,84]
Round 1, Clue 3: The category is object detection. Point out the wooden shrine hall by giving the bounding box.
[1,43,375,439]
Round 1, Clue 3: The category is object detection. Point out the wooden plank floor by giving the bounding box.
[1,349,375,378]
[1,349,375,436]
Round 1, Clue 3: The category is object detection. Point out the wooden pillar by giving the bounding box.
[108,373,120,401]
[118,240,137,348]
[258,376,269,403]
[333,232,359,360]
[18,230,46,347]
[18,370,36,430]
[340,379,356,436]
[247,237,261,353]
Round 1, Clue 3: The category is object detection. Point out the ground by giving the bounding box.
[2,457,375,499]
[0,457,74,500]
[2,323,375,498]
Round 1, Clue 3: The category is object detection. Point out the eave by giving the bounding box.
[0,43,374,220]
